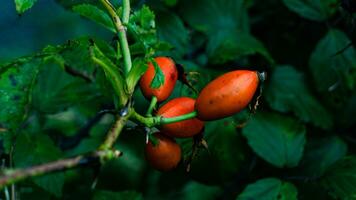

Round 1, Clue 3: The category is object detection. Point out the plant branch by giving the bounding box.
[0,150,122,189]
[100,0,132,75]
[99,111,131,150]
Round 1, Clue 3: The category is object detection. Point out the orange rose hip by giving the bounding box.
[195,70,260,121]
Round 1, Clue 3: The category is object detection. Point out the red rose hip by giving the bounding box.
[157,97,204,138]
[145,133,182,171]
[139,57,178,102]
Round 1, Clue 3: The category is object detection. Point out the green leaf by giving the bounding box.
[55,0,100,9]
[189,118,245,184]
[90,43,127,106]
[32,63,101,113]
[265,65,333,129]
[93,190,143,200]
[156,9,189,58]
[126,58,148,93]
[237,178,298,200]
[14,0,38,14]
[321,156,356,199]
[129,6,157,53]
[207,30,274,64]
[242,112,306,168]
[149,59,165,89]
[300,136,347,177]
[14,132,64,197]
[43,37,116,74]
[282,0,338,21]
[72,4,115,32]
[0,130,14,153]
[309,29,356,92]
[0,58,41,130]
[179,0,249,33]
[182,181,223,200]
[178,0,272,64]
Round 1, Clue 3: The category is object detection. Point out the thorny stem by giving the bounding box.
[0,150,122,189]
[100,0,132,75]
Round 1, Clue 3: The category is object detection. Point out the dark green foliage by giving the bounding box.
[1,0,356,199]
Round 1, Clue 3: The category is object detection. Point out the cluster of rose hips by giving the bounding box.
[139,57,262,171]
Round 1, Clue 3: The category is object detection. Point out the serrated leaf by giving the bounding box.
[129,5,157,53]
[126,58,148,93]
[130,5,155,30]
[265,65,333,129]
[237,178,298,200]
[43,37,116,74]
[32,63,101,113]
[309,29,356,92]
[93,190,143,200]
[0,58,41,130]
[90,43,127,106]
[14,0,37,14]
[282,0,338,21]
[321,156,356,199]
[14,132,64,197]
[72,4,115,32]
[189,118,245,184]
[242,112,306,168]
[300,136,347,177]
[149,59,165,88]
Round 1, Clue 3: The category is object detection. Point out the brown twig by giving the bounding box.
[0,150,122,189]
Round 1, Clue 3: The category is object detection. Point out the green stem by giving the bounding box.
[100,0,132,75]
[131,109,158,127]
[131,110,198,127]
[99,113,131,150]
[146,96,157,116]
[122,0,130,24]
[161,111,198,125]
[118,31,132,75]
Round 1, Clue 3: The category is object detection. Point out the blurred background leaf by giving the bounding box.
[242,112,306,168]
[282,0,338,21]
[237,178,298,200]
